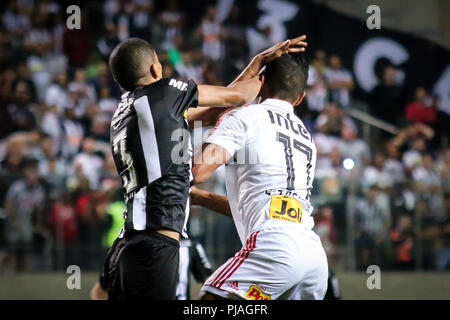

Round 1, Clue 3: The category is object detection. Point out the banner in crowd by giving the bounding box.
[218,0,450,114]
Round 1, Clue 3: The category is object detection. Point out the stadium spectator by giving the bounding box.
[325,54,353,108]
[199,5,223,61]
[221,4,248,83]
[76,188,110,270]
[390,214,415,269]
[314,206,337,265]
[369,65,405,125]
[6,78,37,133]
[405,86,436,125]
[72,137,104,189]
[306,50,329,115]
[362,153,394,192]
[50,191,78,267]
[354,186,391,269]
[157,0,185,50]
[2,0,30,48]
[337,125,371,169]
[413,153,445,221]
[96,20,121,62]
[4,159,46,272]
[436,194,450,270]
[315,102,356,136]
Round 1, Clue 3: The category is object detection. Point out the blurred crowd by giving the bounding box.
[304,49,450,271]
[0,0,448,273]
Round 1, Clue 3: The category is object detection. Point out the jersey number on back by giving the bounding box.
[276,131,313,190]
[113,128,138,194]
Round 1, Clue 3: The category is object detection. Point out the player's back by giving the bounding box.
[207,98,317,242]
[110,78,198,236]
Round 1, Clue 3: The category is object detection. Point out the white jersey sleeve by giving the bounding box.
[205,109,248,156]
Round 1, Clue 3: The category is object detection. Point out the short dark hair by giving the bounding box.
[263,52,309,103]
[109,38,156,91]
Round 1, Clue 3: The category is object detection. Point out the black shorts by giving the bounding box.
[103,230,180,300]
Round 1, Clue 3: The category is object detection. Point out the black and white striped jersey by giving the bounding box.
[110,78,198,237]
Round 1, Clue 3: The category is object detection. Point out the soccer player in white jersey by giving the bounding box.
[191,51,328,300]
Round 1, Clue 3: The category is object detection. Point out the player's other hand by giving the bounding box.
[256,35,308,64]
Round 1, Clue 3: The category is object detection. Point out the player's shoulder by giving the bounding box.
[135,78,194,98]
[222,103,268,122]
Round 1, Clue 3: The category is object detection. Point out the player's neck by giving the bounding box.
[136,75,161,87]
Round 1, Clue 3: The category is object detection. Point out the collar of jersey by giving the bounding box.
[261,98,293,112]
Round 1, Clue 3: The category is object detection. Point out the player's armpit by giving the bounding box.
[197,77,261,108]
[192,143,232,185]
[190,186,232,218]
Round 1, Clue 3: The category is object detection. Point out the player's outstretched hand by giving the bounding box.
[257,35,308,64]
[230,35,308,85]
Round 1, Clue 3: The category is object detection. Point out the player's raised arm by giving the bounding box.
[192,142,233,185]
[187,35,308,124]
[197,77,261,107]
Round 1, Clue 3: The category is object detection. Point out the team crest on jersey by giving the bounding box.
[269,195,303,223]
[245,285,271,300]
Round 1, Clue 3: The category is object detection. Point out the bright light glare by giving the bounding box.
[343,158,355,170]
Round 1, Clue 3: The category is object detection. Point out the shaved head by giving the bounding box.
[109,38,157,91]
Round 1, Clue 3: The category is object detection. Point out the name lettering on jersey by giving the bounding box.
[112,96,134,130]
[245,285,271,300]
[267,110,312,142]
[169,79,188,91]
[269,195,303,224]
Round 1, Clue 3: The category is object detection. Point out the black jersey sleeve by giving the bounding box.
[163,78,199,118]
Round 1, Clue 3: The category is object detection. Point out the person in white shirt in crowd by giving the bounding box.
[337,125,371,170]
[354,185,391,269]
[325,54,353,108]
[72,137,104,189]
[41,71,70,145]
[413,153,445,221]
[199,5,223,61]
[4,158,46,272]
[44,71,70,112]
[2,0,30,48]
[402,137,427,173]
[437,148,450,195]
[59,107,84,160]
[70,68,97,105]
[158,0,185,50]
[313,130,341,171]
[362,153,394,193]
[98,86,118,117]
[306,50,329,115]
[315,101,356,136]
[384,141,406,185]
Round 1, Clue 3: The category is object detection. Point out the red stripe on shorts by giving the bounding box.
[213,231,260,289]
[210,232,255,287]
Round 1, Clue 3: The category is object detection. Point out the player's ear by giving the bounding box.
[258,71,265,85]
[150,63,162,80]
[293,91,306,107]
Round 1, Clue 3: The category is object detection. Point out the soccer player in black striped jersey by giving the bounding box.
[103,37,307,300]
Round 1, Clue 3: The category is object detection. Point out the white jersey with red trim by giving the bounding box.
[205,98,317,244]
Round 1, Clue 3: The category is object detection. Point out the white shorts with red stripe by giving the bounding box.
[200,226,328,300]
